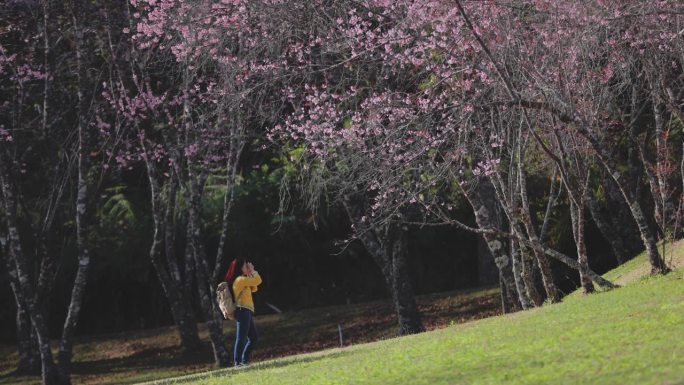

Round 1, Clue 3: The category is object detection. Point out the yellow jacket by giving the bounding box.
[233,272,262,312]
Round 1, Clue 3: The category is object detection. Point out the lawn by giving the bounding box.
[141,243,684,385]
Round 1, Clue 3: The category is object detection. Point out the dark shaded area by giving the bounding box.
[0,163,482,342]
[0,188,625,344]
[0,146,642,344]
[0,286,502,384]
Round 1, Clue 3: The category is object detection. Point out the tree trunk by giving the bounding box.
[164,179,184,290]
[344,199,423,335]
[183,227,197,327]
[586,189,631,264]
[16,299,41,373]
[389,227,424,335]
[477,237,500,285]
[464,179,521,312]
[570,201,594,294]
[163,181,201,350]
[518,165,560,303]
[57,11,91,381]
[652,94,671,237]
[154,205,202,350]
[431,207,617,289]
[567,117,666,274]
[510,236,532,310]
[498,275,512,314]
[564,111,667,274]
[141,156,201,350]
[517,239,544,306]
[602,170,643,260]
[187,183,231,366]
[539,169,562,244]
[487,170,544,307]
[1,235,40,374]
[623,188,667,274]
[211,144,243,284]
[0,163,58,384]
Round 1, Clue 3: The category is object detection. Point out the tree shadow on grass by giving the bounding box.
[147,349,356,385]
[0,369,38,384]
[0,338,358,384]
[69,343,216,376]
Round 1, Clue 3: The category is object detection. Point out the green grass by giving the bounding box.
[603,240,684,286]
[145,245,684,385]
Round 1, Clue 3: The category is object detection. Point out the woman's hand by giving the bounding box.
[247,262,255,275]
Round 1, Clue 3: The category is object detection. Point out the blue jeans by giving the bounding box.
[233,307,258,364]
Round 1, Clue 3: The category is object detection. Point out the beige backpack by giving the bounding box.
[216,282,244,320]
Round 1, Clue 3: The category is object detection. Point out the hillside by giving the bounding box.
[142,242,684,385]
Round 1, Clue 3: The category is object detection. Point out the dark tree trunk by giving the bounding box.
[141,156,201,350]
[586,189,632,264]
[620,185,667,274]
[211,141,243,284]
[57,10,92,382]
[433,201,617,290]
[518,165,559,303]
[651,95,670,237]
[154,204,202,350]
[539,170,562,244]
[183,227,197,326]
[477,237,500,286]
[164,179,184,290]
[388,226,424,335]
[602,171,643,260]
[344,199,423,335]
[175,82,229,365]
[0,163,58,385]
[517,240,544,306]
[16,300,41,373]
[1,235,40,374]
[187,181,231,366]
[163,182,201,350]
[498,275,513,314]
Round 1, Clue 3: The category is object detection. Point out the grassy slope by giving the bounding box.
[604,240,684,285]
[145,242,684,385]
[0,287,500,385]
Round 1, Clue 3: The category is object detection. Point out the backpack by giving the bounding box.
[216,282,244,320]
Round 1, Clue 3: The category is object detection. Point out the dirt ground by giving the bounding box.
[0,287,501,385]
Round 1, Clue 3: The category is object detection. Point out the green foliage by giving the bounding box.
[99,186,137,229]
[91,185,149,273]
[342,116,353,129]
[418,73,437,91]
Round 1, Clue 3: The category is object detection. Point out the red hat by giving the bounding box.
[224,259,237,282]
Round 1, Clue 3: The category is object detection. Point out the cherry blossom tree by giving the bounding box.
[0,0,111,382]
[270,0,628,313]
[3,1,682,382]
[109,0,297,365]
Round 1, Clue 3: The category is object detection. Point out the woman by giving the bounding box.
[224,258,262,367]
